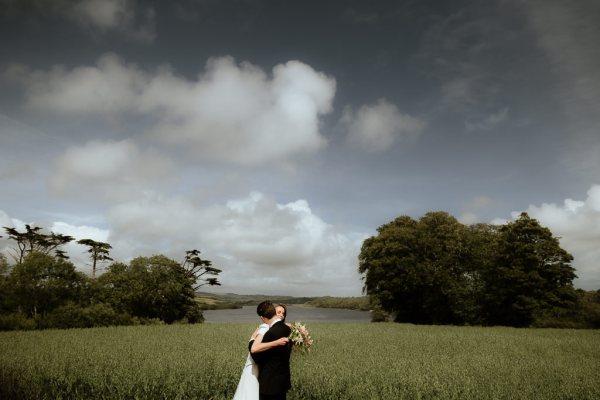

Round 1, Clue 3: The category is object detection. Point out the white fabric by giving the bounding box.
[233,323,270,400]
[256,323,269,337]
[232,353,260,400]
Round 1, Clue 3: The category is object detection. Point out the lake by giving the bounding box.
[203,305,371,323]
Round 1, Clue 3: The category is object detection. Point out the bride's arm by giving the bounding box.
[250,334,289,353]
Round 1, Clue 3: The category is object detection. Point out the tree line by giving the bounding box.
[359,212,600,328]
[0,225,221,331]
[306,296,371,311]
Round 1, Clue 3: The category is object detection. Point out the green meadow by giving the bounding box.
[1,323,598,399]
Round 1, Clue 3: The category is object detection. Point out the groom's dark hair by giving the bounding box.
[257,300,276,319]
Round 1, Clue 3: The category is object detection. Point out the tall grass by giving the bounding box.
[1,323,598,399]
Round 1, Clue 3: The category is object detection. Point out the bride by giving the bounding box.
[233,304,289,400]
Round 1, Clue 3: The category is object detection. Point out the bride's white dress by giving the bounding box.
[233,323,269,400]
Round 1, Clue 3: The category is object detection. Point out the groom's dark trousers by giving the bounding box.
[250,320,292,400]
[260,394,286,400]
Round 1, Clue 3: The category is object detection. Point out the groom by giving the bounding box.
[250,300,292,400]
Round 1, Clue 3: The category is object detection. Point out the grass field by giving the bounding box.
[1,323,599,399]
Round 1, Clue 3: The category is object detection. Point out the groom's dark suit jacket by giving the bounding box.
[249,320,292,396]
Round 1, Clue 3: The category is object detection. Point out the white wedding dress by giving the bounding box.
[233,323,269,400]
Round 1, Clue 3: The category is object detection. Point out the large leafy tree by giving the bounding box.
[94,262,136,314]
[359,212,482,324]
[98,254,203,323]
[359,211,579,327]
[9,252,88,318]
[482,212,578,327]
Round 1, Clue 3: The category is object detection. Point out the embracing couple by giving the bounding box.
[233,301,292,400]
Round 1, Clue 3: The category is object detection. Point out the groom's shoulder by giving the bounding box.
[271,320,290,333]
[277,321,292,334]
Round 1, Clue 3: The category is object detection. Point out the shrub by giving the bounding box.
[0,312,37,331]
[40,302,134,329]
[370,307,389,322]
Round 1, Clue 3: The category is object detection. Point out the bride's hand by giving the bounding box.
[276,337,289,346]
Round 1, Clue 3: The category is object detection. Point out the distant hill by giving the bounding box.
[306,296,371,311]
[195,292,317,310]
[195,292,369,311]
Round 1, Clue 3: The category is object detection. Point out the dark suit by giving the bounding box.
[249,320,292,400]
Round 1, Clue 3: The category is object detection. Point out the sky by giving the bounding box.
[1,0,599,296]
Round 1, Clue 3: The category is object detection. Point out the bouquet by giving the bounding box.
[288,321,313,352]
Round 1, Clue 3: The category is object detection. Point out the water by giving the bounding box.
[203,305,371,323]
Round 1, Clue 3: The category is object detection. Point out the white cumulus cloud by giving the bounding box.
[516,184,600,290]
[6,53,146,114]
[142,57,335,164]
[50,221,111,275]
[105,191,364,296]
[6,54,336,165]
[341,98,425,151]
[49,139,173,202]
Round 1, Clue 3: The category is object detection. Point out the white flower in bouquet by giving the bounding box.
[288,321,313,352]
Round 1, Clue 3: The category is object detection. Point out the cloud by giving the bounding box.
[522,0,600,125]
[521,1,600,183]
[1,191,365,296]
[0,210,111,274]
[49,139,173,201]
[465,107,508,131]
[51,221,110,243]
[440,76,479,109]
[4,54,146,114]
[71,0,134,29]
[50,221,111,275]
[0,0,155,42]
[513,184,600,290]
[64,0,156,43]
[0,210,25,262]
[142,57,335,165]
[417,4,518,124]
[7,54,336,165]
[458,212,479,225]
[341,99,425,152]
[458,195,495,224]
[468,195,493,209]
[106,191,364,296]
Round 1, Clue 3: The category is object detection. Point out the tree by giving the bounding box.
[3,225,74,263]
[181,249,222,290]
[359,212,482,325]
[97,254,203,324]
[0,253,11,313]
[95,262,137,315]
[9,252,88,318]
[3,225,37,264]
[482,212,578,327]
[77,239,113,278]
